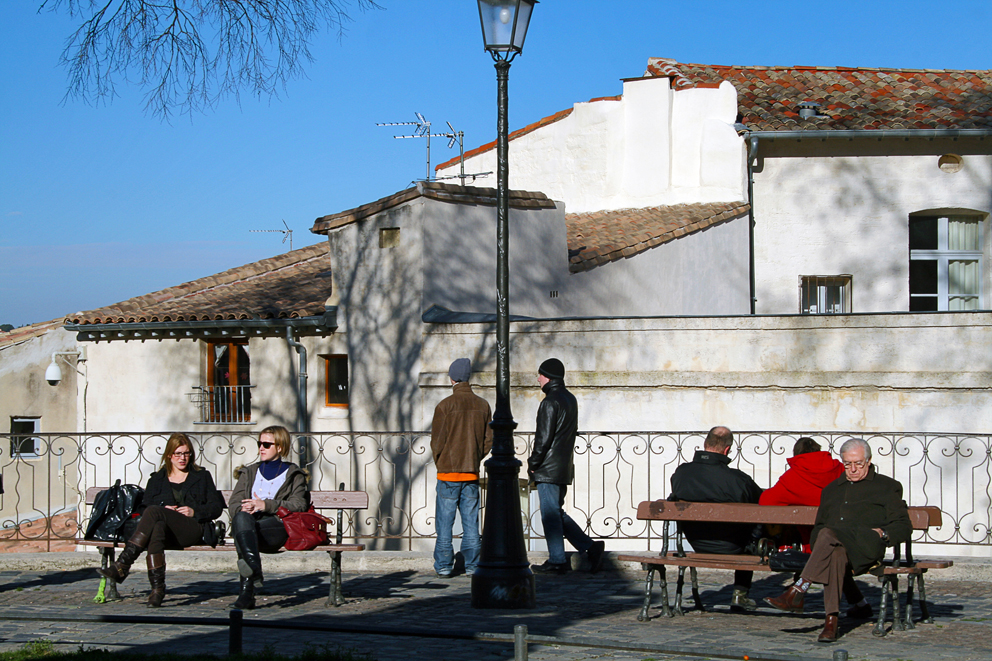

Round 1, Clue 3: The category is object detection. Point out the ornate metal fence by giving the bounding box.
[1,431,989,552]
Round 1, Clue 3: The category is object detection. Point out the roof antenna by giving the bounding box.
[250,219,293,252]
[377,113,489,184]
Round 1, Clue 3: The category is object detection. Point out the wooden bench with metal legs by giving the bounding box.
[77,484,368,607]
[618,501,952,635]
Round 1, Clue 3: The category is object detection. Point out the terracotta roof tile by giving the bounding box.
[645,58,992,131]
[66,243,333,326]
[566,202,750,273]
[0,319,65,350]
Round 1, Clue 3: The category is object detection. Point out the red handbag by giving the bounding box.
[276,504,330,550]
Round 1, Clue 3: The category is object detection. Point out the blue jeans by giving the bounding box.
[433,480,481,575]
[536,482,593,565]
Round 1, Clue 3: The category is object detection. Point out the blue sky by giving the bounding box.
[2,1,991,327]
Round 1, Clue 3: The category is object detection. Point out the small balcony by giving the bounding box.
[186,385,255,424]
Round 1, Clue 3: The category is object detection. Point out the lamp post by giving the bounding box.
[471,0,538,610]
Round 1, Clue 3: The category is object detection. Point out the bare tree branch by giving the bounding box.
[40,1,383,119]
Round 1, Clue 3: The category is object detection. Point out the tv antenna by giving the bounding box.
[250,219,293,252]
[377,114,491,185]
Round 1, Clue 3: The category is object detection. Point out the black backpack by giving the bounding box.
[84,480,144,542]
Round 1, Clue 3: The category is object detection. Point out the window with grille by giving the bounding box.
[800,276,852,314]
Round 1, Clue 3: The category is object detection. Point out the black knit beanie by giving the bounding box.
[538,358,565,380]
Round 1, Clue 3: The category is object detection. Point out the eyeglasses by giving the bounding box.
[172,451,192,458]
[257,441,275,449]
[843,460,868,469]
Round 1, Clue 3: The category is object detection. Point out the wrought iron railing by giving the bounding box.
[1,431,989,552]
[186,386,255,423]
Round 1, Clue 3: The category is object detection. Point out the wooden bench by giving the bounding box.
[617,501,953,636]
[78,484,368,607]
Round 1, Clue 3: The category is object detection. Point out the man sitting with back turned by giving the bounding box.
[670,426,763,611]
[765,437,911,643]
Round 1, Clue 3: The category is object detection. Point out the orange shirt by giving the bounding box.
[437,472,479,482]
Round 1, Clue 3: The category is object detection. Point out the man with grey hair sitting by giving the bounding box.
[765,438,911,643]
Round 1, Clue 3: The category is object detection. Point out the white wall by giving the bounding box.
[558,216,751,317]
[437,77,748,213]
[753,142,992,314]
[420,312,992,435]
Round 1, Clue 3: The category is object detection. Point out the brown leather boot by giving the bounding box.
[146,553,166,607]
[817,613,839,642]
[764,584,806,613]
[97,530,149,584]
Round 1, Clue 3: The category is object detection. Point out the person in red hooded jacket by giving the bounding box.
[760,437,844,513]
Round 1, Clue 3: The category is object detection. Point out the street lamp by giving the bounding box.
[471,0,538,610]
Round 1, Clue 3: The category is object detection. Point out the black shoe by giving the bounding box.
[435,571,453,579]
[531,561,569,575]
[586,541,606,574]
[847,602,873,619]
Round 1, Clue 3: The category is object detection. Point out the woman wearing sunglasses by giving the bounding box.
[229,425,310,609]
[98,432,225,607]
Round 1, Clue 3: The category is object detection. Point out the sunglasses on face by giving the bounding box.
[257,441,275,449]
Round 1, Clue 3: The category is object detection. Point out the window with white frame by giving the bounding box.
[10,417,41,457]
[909,215,983,311]
[800,275,852,314]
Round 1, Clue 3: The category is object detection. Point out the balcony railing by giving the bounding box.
[186,386,254,424]
[1,431,989,552]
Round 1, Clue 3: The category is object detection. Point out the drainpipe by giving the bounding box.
[747,134,759,315]
[285,327,309,470]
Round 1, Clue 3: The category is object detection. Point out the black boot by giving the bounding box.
[234,530,264,588]
[232,576,256,610]
[146,553,166,607]
[97,530,149,584]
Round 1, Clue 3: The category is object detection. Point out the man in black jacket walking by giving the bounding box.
[527,358,605,575]
[670,426,763,611]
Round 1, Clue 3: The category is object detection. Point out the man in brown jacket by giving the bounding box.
[430,358,493,578]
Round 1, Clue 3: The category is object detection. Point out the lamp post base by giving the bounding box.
[471,565,536,609]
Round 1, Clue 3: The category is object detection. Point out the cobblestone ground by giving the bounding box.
[1,566,990,661]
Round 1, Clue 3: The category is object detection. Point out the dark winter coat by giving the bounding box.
[142,467,224,524]
[527,378,578,485]
[669,450,763,554]
[811,465,912,575]
[431,382,493,475]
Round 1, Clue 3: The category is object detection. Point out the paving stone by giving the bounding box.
[1,567,990,661]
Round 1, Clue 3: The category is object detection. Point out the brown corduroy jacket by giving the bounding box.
[430,382,493,475]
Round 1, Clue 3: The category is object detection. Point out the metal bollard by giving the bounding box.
[514,624,528,661]
[833,650,849,661]
[229,609,243,655]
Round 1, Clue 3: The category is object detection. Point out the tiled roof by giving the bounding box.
[566,202,750,273]
[0,319,64,350]
[311,181,556,234]
[66,243,332,325]
[646,58,992,131]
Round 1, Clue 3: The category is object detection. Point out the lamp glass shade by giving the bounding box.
[477,0,536,54]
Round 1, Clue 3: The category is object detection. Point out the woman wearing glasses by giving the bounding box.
[98,432,225,607]
[229,425,310,609]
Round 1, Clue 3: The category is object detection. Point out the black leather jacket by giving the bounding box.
[527,378,578,485]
